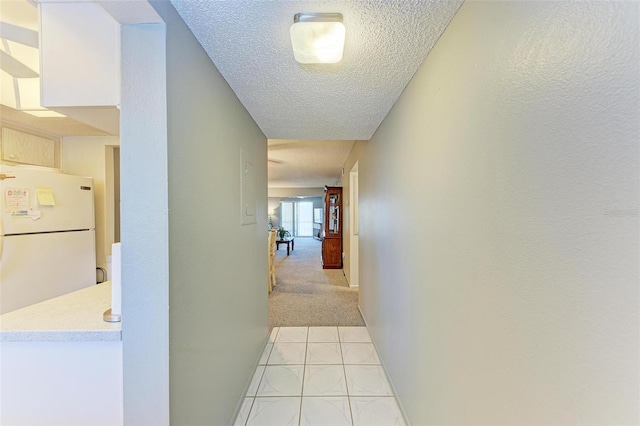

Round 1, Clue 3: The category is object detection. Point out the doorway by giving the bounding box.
[349,162,359,288]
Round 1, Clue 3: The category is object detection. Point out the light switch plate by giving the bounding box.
[240,148,256,225]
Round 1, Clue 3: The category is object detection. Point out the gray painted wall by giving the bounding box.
[356,2,639,424]
[151,3,268,425]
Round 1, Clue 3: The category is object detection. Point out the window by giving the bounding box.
[280,200,314,237]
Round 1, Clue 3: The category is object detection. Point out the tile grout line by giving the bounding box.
[243,397,256,426]
[298,327,310,426]
[339,327,357,426]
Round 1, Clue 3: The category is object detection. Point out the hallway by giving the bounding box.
[110,1,638,425]
[269,238,363,327]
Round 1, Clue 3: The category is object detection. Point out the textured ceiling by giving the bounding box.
[268,139,355,188]
[172,0,463,140]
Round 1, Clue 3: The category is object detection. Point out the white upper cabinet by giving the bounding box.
[39,2,120,108]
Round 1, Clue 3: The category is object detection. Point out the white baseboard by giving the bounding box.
[357,305,411,426]
[230,329,271,425]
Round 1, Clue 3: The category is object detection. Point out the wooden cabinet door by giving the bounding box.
[1,127,58,168]
[322,238,342,269]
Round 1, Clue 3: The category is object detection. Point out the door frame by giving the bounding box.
[349,162,359,288]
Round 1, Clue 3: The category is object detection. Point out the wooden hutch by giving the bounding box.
[322,186,343,269]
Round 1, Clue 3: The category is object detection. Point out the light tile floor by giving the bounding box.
[235,326,406,426]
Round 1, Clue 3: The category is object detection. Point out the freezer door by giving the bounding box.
[0,230,96,314]
[0,164,94,235]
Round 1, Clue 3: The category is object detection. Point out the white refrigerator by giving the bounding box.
[0,164,96,314]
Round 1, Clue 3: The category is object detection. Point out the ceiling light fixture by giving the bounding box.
[290,13,345,64]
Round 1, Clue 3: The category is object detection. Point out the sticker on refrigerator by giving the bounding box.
[5,187,29,215]
[36,186,56,206]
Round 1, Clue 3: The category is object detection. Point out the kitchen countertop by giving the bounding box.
[0,282,121,342]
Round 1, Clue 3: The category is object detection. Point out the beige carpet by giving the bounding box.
[268,238,364,327]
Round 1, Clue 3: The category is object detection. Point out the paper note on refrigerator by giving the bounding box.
[5,187,29,214]
[36,187,56,206]
[28,209,41,220]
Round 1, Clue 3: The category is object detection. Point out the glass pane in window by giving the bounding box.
[281,202,293,236]
[296,202,313,237]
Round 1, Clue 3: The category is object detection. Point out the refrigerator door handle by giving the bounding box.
[0,215,3,261]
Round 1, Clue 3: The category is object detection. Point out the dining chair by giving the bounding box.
[268,230,277,292]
